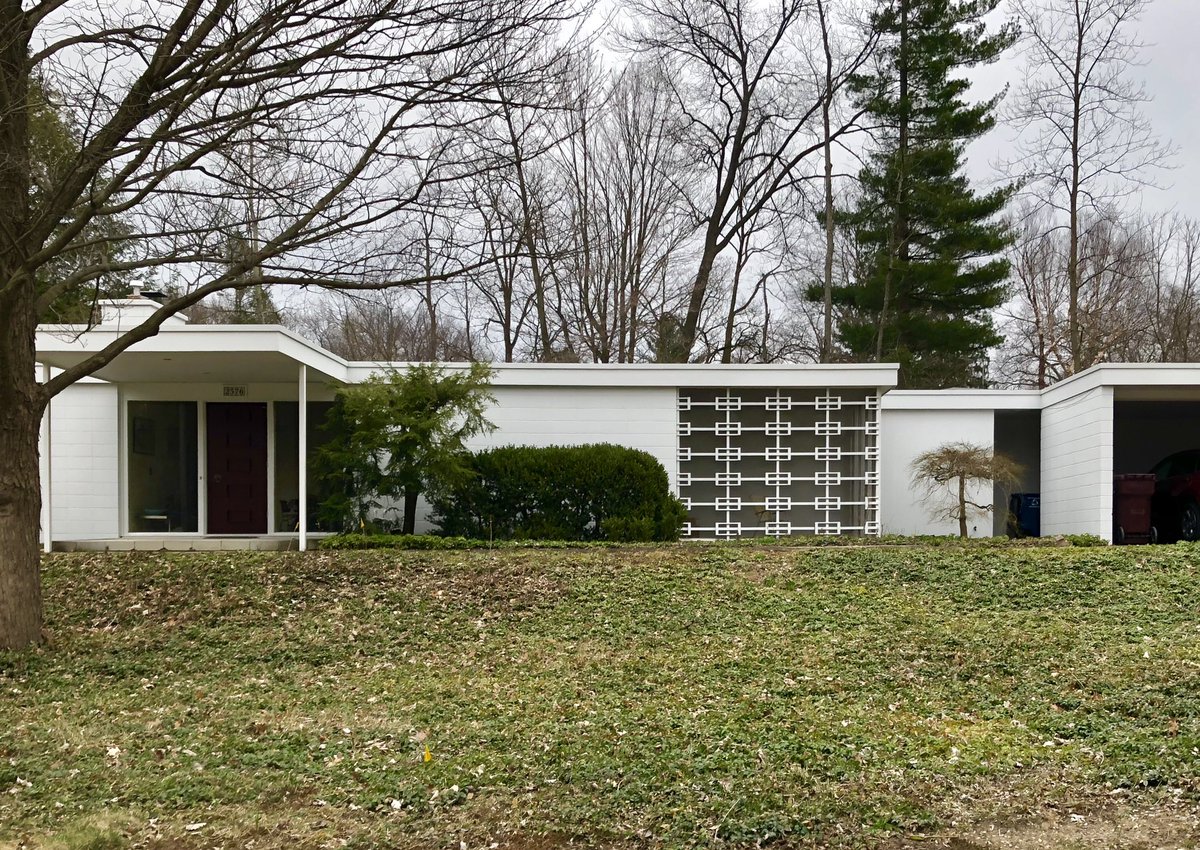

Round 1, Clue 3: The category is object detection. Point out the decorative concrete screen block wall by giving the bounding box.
[677,388,880,538]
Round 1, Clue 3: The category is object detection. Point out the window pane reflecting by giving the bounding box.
[128,401,198,532]
[273,401,335,532]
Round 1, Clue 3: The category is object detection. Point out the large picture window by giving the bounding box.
[128,401,198,532]
[273,401,335,532]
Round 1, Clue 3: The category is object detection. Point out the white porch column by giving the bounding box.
[298,364,308,552]
[41,363,52,553]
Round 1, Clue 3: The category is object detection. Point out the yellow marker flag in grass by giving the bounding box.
[423,745,432,762]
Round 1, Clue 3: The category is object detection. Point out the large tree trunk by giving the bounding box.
[676,239,720,362]
[818,0,835,363]
[0,1,43,650]
[1067,165,1081,373]
[721,253,742,364]
[402,488,419,535]
[0,290,47,650]
[1067,30,1084,375]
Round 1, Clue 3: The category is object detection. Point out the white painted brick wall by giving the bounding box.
[42,383,121,542]
[1040,386,1113,541]
[471,385,678,480]
[879,407,996,537]
[412,385,678,534]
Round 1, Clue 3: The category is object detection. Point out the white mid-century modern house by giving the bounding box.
[31,296,1200,549]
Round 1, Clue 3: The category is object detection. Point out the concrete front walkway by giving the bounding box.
[53,536,323,552]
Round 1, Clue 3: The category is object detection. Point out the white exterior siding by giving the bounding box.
[1040,386,1114,541]
[42,382,121,542]
[880,407,996,537]
[411,385,678,534]
[472,385,678,483]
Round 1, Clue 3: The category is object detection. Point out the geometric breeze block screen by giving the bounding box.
[677,388,881,539]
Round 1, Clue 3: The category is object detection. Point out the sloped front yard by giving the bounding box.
[2,545,1199,849]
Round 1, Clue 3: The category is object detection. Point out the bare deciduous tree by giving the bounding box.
[0,0,575,648]
[1006,0,1173,374]
[621,0,874,361]
[1139,215,1200,363]
[994,210,1071,388]
[464,171,537,361]
[458,53,698,363]
[294,291,487,362]
[996,210,1200,387]
[802,0,875,362]
[554,60,694,362]
[458,47,584,362]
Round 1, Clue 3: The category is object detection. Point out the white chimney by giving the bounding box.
[98,289,189,329]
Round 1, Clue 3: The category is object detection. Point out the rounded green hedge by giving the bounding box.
[429,443,686,542]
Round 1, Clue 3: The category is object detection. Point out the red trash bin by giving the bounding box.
[1114,474,1157,544]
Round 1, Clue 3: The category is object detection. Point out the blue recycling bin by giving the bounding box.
[1008,493,1040,538]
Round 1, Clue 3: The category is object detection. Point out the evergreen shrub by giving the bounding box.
[430,444,686,542]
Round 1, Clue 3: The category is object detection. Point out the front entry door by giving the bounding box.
[206,403,267,534]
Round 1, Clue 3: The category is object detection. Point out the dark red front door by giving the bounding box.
[206,403,267,534]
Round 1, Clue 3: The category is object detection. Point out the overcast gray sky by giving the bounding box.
[968,0,1199,219]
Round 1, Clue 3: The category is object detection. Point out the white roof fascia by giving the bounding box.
[36,322,904,388]
[882,389,1042,411]
[36,323,351,384]
[1041,362,1200,406]
[343,361,900,389]
[888,363,1200,411]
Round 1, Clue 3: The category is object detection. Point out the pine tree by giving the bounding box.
[832,0,1016,388]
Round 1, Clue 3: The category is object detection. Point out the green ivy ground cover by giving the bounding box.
[2,546,1198,849]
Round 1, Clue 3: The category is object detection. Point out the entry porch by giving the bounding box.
[36,308,350,551]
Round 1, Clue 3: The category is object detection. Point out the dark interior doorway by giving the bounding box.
[206,402,267,534]
[1114,400,1200,475]
[1114,398,1200,543]
[993,410,1041,535]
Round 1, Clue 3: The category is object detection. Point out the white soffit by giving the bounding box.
[1114,386,1200,402]
[35,324,350,384]
[1045,363,1200,405]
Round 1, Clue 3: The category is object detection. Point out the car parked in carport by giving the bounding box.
[1150,449,1200,542]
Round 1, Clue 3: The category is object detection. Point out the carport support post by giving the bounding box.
[41,363,51,553]
[298,364,307,552]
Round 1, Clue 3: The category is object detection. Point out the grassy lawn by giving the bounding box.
[2,545,1200,849]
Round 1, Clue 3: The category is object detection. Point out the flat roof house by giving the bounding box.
[33,297,1200,549]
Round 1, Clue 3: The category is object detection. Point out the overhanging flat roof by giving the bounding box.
[38,321,1200,401]
[882,389,1042,411]
[885,364,1200,412]
[37,322,900,389]
[1044,362,1200,405]
[345,360,899,389]
[36,324,351,384]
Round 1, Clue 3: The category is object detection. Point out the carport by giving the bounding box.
[1040,364,1200,543]
[1114,389,1200,542]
